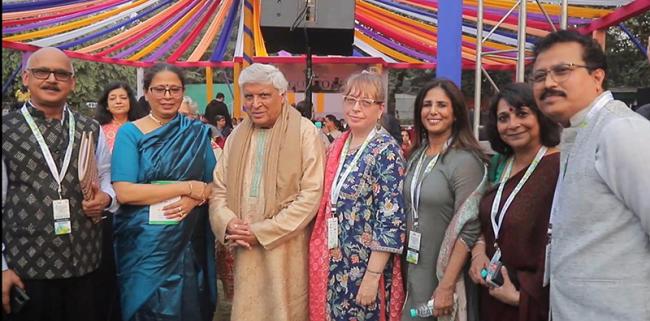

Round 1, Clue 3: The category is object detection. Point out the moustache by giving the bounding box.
[41,86,61,92]
[540,89,566,101]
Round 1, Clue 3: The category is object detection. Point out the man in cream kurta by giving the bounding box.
[532,31,650,321]
[209,63,325,321]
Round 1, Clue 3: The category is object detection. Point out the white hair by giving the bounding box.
[181,96,198,113]
[238,63,288,93]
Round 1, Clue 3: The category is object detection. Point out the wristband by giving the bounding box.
[366,269,382,275]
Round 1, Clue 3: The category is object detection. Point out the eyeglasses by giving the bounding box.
[149,86,184,97]
[343,96,382,108]
[28,68,74,81]
[529,63,591,84]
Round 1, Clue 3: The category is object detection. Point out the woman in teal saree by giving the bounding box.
[111,64,216,321]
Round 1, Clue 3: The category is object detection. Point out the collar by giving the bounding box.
[569,91,611,128]
[25,101,69,124]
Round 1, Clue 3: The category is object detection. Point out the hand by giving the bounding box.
[469,252,489,286]
[225,218,258,249]
[162,196,200,221]
[355,271,380,306]
[81,183,110,218]
[488,266,520,306]
[432,284,455,317]
[2,269,24,314]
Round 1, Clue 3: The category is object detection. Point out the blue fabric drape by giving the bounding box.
[112,115,216,321]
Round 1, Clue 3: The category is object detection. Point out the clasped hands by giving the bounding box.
[163,181,212,221]
[225,218,259,249]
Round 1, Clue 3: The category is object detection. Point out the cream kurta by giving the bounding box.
[210,117,325,321]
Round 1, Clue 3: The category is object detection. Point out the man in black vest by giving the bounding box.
[204,92,233,129]
[1,47,118,321]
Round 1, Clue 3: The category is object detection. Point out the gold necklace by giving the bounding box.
[148,113,169,126]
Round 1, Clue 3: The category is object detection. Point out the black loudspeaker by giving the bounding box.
[260,0,355,56]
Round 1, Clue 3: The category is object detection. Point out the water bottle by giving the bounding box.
[410,294,458,318]
[409,299,434,318]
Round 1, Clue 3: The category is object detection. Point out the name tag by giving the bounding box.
[408,231,421,250]
[327,217,338,249]
[53,199,71,235]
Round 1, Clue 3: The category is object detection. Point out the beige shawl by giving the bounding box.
[225,103,303,219]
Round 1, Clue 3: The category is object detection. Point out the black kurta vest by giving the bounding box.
[2,106,102,279]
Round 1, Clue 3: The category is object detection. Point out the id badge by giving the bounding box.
[406,249,419,264]
[408,231,421,251]
[327,217,339,249]
[53,199,72,235]
[53,199,71,220]
[486,248,502,286]
[543,242,551,287]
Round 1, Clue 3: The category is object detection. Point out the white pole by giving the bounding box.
[561,0,568,30]
[136,67,144,98]
[516,0,527,82]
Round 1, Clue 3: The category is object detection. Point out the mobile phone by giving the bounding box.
[10,287,29,314]
[483,262,504,288]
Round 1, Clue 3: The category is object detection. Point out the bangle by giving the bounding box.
[366,269,382,275]
[187,182,193,197]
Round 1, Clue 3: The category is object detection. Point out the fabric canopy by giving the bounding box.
[1,0,640,69]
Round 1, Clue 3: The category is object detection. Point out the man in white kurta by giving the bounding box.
[209,63,325,321]
[531,30,650,321]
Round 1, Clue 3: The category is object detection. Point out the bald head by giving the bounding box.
[26,47,74,73]
[23,47,76,111]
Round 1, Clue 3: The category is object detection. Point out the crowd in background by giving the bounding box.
[2,30,650,321]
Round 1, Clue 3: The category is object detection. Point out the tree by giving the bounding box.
[605,12,650,88]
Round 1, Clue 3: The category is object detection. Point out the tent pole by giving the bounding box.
[516,0,527,82]
[561,0,568,30]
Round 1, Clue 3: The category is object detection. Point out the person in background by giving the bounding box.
[295,100,313,119]
[400,128,413,160]
[470,83,560,321]
[381,109,403,145]
[322,114,344,143]
[205,92,233,129]
[111,63,216,321]
[209,63,325,321]
[95,82,146,321]
[401,79,487,321]
[179,96,199,120]
[309,71,406,321]
[2,47,118,321]
[96,82,145,151]
[136,95,150,115]
[531,30,650,321]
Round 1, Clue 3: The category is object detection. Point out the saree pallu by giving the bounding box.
[113,116,216,321]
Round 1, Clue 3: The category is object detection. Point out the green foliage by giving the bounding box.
[605,12,650,88]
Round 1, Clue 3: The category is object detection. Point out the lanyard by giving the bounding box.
[330,129,376,211]
[21,104,75,199]
[548,91,613,231]
[490,146,547,245]
[409,142,448,228]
